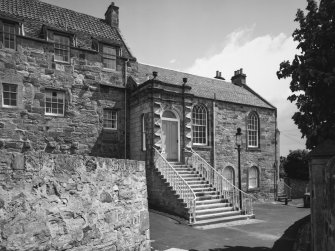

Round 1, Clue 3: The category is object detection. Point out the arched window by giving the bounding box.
[192,105,207,145]
[247,112,259,148]
[249,166,259,189]
[223,166,235,185]
[162,110,176,119]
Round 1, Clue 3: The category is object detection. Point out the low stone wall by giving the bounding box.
[285,178,309,199]
[0,151,150,251]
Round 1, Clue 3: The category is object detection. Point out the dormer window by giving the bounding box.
[0,21,16,49]
[54,34,70,63]
[102,44,116,70]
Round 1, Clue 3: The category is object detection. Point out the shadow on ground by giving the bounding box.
[271,214,310,251]
[189,214,310,251]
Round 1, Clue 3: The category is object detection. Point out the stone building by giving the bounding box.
[0,0,279,226]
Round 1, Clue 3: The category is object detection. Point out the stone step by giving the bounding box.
[192,214,254,228]
[195,190,219,196]
[196,206,234,215]
[195,210,241,221]
[179,173,200,178]
[196,198,229,205]
[189,184,212,189]
[192,187,214,192]
[196,202,231,209]
[196,194,224,200]
[175,170,197,174]
[182,177,205,181]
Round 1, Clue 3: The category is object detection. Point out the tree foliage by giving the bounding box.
[282,150,310,180]
[277,0,335,150]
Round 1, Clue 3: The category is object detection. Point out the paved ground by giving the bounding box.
[149,200,310,251]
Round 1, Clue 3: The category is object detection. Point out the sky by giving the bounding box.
[41,0,308,156]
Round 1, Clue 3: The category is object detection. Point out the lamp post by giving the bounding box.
[235,128,243,211]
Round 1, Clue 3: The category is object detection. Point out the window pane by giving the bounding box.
[2,83,17,106]
[45,90,65,115]
[2,23,16,49]
[103,109,117,129]
[192,105,207,144]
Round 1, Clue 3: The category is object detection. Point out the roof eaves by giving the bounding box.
[242,84,276,110]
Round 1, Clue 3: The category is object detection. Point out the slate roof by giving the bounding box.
[0,0,133,56]
[137,64,275,110]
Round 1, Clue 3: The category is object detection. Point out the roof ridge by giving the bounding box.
[138,62,229,84]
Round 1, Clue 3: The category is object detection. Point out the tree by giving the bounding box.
[283,150,310,180]
[277,0,335,150]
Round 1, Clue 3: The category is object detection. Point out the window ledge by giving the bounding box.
[103,127,117,132]
[246,147,261,152]
[54,60,71,65]
[192,145,211,150]
[45,113,64,117]
[102,68,117,73]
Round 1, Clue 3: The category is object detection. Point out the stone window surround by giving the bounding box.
[0,17,22,50]
[45,27,74,64]
[246,111,260,150]
[103,109,118,130]
[248,166,260,190]
[44,89,66,117]
[0,81,23,109]
[192,104,208,146]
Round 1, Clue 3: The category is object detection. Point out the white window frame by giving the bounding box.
[53,34,70,63]
[103,109,117,130]
[192,105,208,145]
[249,166,259,189]
[2,83,17,107]
[45,90,65,116]
[102,44,116,70]
[1,22,16,49]
[247,112,259,148]
[142,114,146,151]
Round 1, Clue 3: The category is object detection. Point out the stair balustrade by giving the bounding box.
[185,148,255,216]
[153,148,197,223]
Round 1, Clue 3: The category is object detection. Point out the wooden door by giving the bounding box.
[162,120,179,161]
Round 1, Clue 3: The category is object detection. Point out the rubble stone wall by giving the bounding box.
[0,35,137,158]
[0,151,150,251]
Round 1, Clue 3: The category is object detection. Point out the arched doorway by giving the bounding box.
[161,110,180,161]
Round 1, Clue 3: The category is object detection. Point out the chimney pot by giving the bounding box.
[153,71,158,79]
[105,2,119,27]
[231,68,246,86]
[183,77,188,84]
[214,70,225,80]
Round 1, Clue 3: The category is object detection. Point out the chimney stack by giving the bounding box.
[214,70,225,80]
[231,68,246,86]
[105,2,119,27]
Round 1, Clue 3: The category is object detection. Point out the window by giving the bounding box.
[142,114,146,151]
[223,166,235,190]
[0,22,16,49]
[192,105,207,145]
[249,166,259,189]
[102,45,116,70]
[103,109,117,129]
[54,34,70,62]
[45,90,65,116]
[2,83,17,107]
[247,112,259,148]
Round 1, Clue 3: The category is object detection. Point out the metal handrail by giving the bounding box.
[185,148,255,215]
[153,148,197,223]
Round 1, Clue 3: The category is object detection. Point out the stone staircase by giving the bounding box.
[171,163,254,228]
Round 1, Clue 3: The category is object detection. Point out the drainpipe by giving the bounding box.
[274,109,278,200]
[212,93,216,168]
[123,58,129,159]
[182,77,187,163]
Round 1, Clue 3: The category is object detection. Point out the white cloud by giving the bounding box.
[169,59,177,64]
[184,27,306,156]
